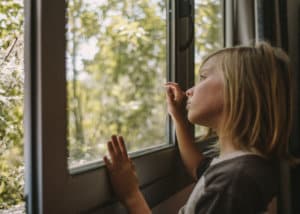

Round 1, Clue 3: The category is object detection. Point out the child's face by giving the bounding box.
[186,56,225,130]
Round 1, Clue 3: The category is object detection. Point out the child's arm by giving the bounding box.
[103,135,151,214]
[165,82,204,180]
[173,115,204,180]
[123,190,151,214]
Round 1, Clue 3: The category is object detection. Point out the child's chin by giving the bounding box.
[187,113,197,124]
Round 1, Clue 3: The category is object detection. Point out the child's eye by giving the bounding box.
[199,75,206,81]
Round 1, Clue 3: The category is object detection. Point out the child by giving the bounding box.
[103,42,294,213]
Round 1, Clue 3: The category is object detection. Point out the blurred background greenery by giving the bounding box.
[66,0,168,168]
[0,0,24,209]
[67,0,222,167]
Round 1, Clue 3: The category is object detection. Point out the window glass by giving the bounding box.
[194,0,223,137]
[66,0,168,168]
[0,0,24,211]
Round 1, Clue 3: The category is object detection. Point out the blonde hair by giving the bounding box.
[203,42,294,161]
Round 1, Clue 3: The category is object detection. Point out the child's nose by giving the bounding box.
[186,87,194,97]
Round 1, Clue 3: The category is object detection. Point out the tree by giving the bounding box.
[67,0,168,166]
[0,0,24,209]
[67,0,222,166]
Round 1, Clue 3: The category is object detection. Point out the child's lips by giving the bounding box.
[186,102,191,110]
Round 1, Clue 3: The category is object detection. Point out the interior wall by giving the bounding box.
[287,0,300,213]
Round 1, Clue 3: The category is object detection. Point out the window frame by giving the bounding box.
[24,0,225,213]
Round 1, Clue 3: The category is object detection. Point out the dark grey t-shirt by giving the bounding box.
[179,152,278,214]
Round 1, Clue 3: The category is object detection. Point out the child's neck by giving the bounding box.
[218,135,241,157]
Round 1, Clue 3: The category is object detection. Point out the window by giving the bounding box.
[194,0,223,138]
[66,0,169,169]
[25,0,178,212]
[24,0,224,212]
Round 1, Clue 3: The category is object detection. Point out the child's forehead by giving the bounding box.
[200,57,219,74]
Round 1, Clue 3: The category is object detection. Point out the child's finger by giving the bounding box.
[167,87,174,95]
[118,136,128,158]
[165,82,179,86]
[165,82,181,91]
[166,88,175,103]
[165,84,184,98]
[111,135,122,156]
[107,141,116,162]
[103,155,112,170]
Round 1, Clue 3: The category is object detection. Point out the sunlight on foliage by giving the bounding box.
[66,0,168,167]
[0,0,24,209]
[66,0,223,167]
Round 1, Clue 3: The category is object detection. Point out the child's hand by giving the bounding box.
[165,82,187,120]
[103,135,140,206]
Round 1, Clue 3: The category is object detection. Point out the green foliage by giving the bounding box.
[0,0,23,49]
[67,0,168,166]
[195,0,222,71]
[0,0,24,210]
[66,0,222,167]
[0,162,24,209]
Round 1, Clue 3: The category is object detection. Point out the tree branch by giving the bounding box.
[0,37,19,67]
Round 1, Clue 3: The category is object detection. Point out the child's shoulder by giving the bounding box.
[205,154,277,181]
[194,155,278,213]
[195,155,278,214]
[204,154,278,199]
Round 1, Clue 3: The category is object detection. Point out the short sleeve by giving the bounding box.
[196,157,213,179]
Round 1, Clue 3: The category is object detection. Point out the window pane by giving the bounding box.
[66,0,168,168]
[0,0,25,211]
[194,0,223,137]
